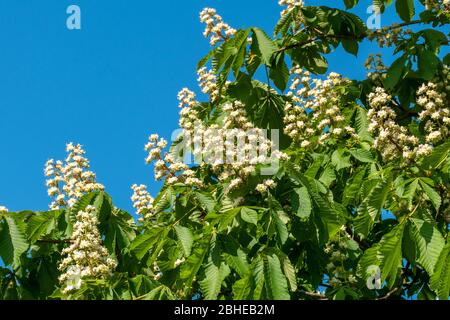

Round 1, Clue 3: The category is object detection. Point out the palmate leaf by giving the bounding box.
[408,218,445,276]
[0,215,28,267]
[26,210,61,244]
[263,252,290,300]
[430,242,450,300]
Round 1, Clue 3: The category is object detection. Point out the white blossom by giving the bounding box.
[58,205,117,294]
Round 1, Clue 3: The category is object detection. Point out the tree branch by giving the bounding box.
[277,18,444,53]
[376,287,400,300]
[36,239,73,244]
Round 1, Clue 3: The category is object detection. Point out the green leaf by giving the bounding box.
[350,149,375,163]
[430,242,450,300]
[174,225,194,257]
[421,141,450,170]
[342,166,367,206]
[240,207,258,226]
[319,166,337,187]
[417,49,440,81]
[272,209,289,245]
[232,275,252,299]
[263,252,290,300]
[274,8,295,36]
[251,28,277,66]
[26,211,59,244]
[354,106,372,142]
[180,236,212,292]
[419,180,441,211]
[408,218,445,275]
[344,0,359,9]
[141,285,176,300]
[277,251,297,292]
[194,191,216,214]
[342,39,359,56]
[291,187,312,218]
[0,216,28,266]
[130,227,168,260]
[395,0,414,22]
[199,237,223,300]
[103,208,136,254]
[378,223,405,288]
[331,149,352,170]
[359,223,405,288]
[355,179,391,238]
[269,52,290,91]
[384,55,406,89]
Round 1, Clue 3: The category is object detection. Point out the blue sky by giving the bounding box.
[0,0,443,215]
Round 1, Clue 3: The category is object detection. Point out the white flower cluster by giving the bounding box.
[143,80,289,194]
[131,184,155,222]
[416,67,450,144]
[45,143,104,210]
[0,206,8,213]
[278,0,304,16]
[145,133,204,187]
[284,66,358,148]
[197,67,219,102]
[177,88,197,109]
[190,100,288,192]
[58,205,117,294]
[256,179,277,194]
[367,87,431,161]
[200,8,236,46]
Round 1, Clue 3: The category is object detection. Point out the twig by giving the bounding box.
[301,290,328,300]
[376,287,400,300]
[36,239,73,244]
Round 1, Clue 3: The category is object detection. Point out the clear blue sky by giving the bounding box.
[0,0,441,215]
